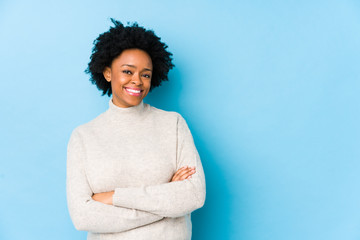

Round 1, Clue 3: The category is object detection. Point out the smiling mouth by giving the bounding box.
[124,87,143,96]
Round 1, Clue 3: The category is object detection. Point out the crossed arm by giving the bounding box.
[67,115,206,233]
[92,115,206,218]
[92,166,196,204]
[67,130,172,233]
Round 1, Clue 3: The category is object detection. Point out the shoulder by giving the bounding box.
[68,111,108,139]
[146,104,185,123]
[146,104,191,133]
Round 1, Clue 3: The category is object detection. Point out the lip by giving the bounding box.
[124,87,143,97]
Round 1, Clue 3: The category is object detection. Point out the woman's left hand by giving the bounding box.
[92,191,114,205]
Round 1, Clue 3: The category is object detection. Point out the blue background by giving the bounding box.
[1,0,359,239]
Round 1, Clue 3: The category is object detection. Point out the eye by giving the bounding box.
[142,74,151,78]
[122,70,132,75]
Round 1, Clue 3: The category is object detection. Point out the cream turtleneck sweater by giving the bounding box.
[66,99,206,240]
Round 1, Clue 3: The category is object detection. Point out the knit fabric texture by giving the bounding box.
[66,99,206,240]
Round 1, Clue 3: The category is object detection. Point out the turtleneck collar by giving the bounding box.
[106,98,148,122]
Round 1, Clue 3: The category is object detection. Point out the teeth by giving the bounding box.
[126,88,141,93]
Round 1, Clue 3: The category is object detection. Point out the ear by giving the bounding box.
[103,67,111,82]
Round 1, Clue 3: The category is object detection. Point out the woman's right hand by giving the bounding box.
[170,166,196,182]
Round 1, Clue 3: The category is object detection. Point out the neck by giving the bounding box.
[107,98,148,122]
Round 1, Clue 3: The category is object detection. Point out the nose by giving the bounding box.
[131,73,142,85]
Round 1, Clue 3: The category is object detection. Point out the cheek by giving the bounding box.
[142,81,151,96]
[146,82,152,92]
[140,78,151,88]
[112,74,130,86]
[147,80,152,88]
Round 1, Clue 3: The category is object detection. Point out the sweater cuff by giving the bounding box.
[112,188,123,206]
[113,188,134,207]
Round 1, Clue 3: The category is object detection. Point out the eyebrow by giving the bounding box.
[121,64,152,72]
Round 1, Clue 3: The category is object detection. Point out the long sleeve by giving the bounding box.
[112,115,206,218]
[66,129,163,233]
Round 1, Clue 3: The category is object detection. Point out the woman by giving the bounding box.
[66,19,206,240]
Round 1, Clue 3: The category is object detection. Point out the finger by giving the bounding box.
[171,166,188,181]
[179,171,195,181]
[172,169,191,182]
[177,168,196,180]
[171,166,197,182]
[178,167,196,177]
[174,166,192,177]
[172,166,188,179]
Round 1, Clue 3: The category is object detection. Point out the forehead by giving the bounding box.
[113,48,153,68]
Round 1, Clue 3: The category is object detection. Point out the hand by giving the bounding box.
[92,191,114,205]
[170,166,196,182]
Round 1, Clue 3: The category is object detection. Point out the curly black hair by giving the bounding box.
[85,19,174,96]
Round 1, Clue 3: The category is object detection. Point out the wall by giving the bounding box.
[0,0,359,239]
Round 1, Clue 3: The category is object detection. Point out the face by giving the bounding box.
[103,48,153,108]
